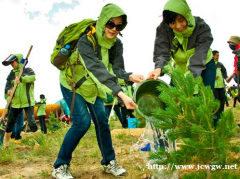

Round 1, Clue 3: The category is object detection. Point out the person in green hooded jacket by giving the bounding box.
[2,54,38,148]
[147,0,216,93]
[35,94,47,134]
[52,3,144,179]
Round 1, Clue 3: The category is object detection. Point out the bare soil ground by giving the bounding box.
[0,127,152,179]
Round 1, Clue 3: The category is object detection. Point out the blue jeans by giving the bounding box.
[54,85,115,168]
[11,110,24,140]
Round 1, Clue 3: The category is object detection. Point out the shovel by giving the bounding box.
[0,45,33,132]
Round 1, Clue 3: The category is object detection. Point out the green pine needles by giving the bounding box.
[149,68,240,178]
[47,112,62,133]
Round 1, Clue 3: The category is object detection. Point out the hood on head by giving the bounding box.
[97,3,127,32]
[164,0,194,27]
[96,3,127,48]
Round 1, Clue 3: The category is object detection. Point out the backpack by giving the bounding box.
[50,19,97,81]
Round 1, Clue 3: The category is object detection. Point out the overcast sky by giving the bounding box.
[0,0,239,108]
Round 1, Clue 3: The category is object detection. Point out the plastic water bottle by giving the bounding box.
[60,44,70,55]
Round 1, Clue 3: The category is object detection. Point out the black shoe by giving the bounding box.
[122,125,128,129]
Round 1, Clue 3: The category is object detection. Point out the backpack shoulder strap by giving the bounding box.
[86,25,97,52]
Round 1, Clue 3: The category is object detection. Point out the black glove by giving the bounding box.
[117,96,125,107]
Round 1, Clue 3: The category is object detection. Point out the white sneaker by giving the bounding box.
[52,164,74,179]
[103,160,126,177]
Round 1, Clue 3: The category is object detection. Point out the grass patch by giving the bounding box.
[115,132,127,140]
[0,105,240,178]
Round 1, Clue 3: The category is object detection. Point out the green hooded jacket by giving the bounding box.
[35,98,47,116]
[60,3,132,104]
[104,66,127,106]
[5,55,36,108]
[153,0,213,78]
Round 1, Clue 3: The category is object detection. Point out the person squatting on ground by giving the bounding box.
[2,54,38,148]
[35,94,47,134]
[212,50,228,117]
[52,4,144,179]
[226,36,240,84]
[147,0,216,124]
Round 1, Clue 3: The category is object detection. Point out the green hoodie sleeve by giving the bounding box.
[20,67,36,83]
[4,71,13,100]
[109,38,133,85]
[78,34,122,96]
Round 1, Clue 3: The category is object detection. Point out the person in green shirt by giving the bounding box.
[147,0,219,127]
[2,54,38,148]
[213,50,228,117]
[35,94,47,134]
[147,0,215,93]
[52,4,144,179]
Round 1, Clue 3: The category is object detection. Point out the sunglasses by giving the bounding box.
[105,21,124,31]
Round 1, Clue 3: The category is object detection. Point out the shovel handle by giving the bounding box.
[0,45,33,120]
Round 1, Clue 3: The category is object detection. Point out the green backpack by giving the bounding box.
[50,18,97,71]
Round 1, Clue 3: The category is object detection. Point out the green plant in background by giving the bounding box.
[130,118,140,128]
[115,132,127,140]
[149,68,240,178]
[138,119,146,128]
[0,144,14,163]
[33,132,46,146]
[21,136,35,146]
[47,112,62,133]
[133,111,145,128]
[37,170,49,178]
